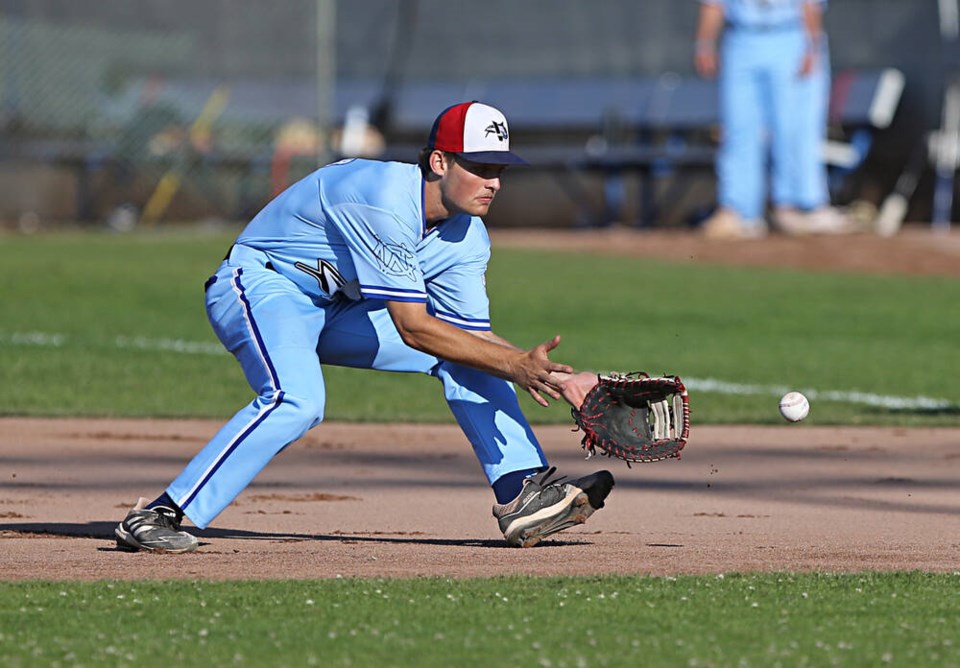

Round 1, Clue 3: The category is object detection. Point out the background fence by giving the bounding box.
[0,0,949,229]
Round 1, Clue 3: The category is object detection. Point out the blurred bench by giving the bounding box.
[5,69,903,226]
[374,69,904,226]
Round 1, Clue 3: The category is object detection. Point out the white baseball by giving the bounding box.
[779,391,809,422]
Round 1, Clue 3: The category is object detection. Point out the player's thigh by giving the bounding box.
[317,300,439,374]
[206,265,327,396]
[720,36,764,134]
[765,32,807,128]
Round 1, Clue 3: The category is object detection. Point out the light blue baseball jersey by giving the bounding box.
[701,0,825,28]
[166,156,551,528]
[235,158,491,330]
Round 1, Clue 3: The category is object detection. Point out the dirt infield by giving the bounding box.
[2,227,959,580]
[489,225,960,277]
[3,418,959,580]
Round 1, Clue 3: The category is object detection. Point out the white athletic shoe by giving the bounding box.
[115,497,199,553]
[492,467,615,548]
[773,206,861,235]
[700,208,768,239]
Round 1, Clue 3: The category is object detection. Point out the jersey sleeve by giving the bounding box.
[425,224,492,331]
[332,202,427,303]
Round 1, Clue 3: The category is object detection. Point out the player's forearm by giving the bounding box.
[470,328,522,351]
[694,3,724,77]
[802,1,824,45]
[388,303,525,380]
[695,3,724,46]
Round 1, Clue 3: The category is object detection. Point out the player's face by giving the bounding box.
[440,155,506,217]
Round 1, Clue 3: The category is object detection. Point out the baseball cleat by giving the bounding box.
[115,497,199,553]
[492,467,614,548]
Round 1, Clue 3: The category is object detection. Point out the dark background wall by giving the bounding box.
[0,0,949,225]
[9,1,939,121]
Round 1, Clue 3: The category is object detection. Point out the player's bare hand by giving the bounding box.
[798,50,816,77]
[695,48,718,78]
[549,370,600,409]
[514,335,573,407]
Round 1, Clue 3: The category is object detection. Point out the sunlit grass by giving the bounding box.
[1,229,958,425]
[2,573,958,667]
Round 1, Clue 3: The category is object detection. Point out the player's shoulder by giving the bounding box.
[317,158,422,214]
[319,157,418,180]
[461,214,491,241]
[467,216,491,246]
[432,214,490,246]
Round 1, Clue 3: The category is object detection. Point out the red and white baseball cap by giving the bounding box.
[426,101,528,165]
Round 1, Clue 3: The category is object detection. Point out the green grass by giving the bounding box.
[2,573,958,667]
[1,228,958,424]
[2,229,958,666]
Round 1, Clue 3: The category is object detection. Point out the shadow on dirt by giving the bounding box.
[0,521,586,549]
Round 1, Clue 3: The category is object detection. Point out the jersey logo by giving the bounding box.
[484,121,508,142]
[295,259,347,295]
[373,235,418,279]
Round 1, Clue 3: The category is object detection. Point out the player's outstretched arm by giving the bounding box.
[386,300,572,406]
[469,332,599,409]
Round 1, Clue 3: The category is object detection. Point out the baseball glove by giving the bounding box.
[571,372,690,465]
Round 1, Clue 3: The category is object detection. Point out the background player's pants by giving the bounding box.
[717,27,831,220]
[167,252,548,528]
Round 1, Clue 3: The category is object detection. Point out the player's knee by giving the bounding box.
[256,389,324,430]
[281,392,325,425]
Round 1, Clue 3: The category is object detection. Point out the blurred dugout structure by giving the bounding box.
[0,0,947,231]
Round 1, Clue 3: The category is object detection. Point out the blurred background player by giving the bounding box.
[695,0,856,238]
[114,102,614,553]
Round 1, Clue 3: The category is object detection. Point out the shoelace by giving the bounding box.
[527,467,569,497]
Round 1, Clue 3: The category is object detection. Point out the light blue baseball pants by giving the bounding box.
[718,27,831,219]
[167,249,548,528]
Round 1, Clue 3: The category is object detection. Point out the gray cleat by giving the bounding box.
[492,467,614,548]
[115,497,199,553]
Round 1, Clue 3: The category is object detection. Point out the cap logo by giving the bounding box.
[484,120,509,142]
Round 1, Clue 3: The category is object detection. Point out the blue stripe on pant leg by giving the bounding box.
[234,268,281,390]
[177,267,285,518]
[178,392,284,512]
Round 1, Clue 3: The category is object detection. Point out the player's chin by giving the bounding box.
[469,198,494,216]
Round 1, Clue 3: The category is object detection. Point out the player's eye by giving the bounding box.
[456,157,504,180]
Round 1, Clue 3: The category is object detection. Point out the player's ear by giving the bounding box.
[429,149,457,176]
[419,148,447,179]
[428,149,449,177]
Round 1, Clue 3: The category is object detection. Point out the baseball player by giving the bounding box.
[696,0,852,237]
[115,102,615,553]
